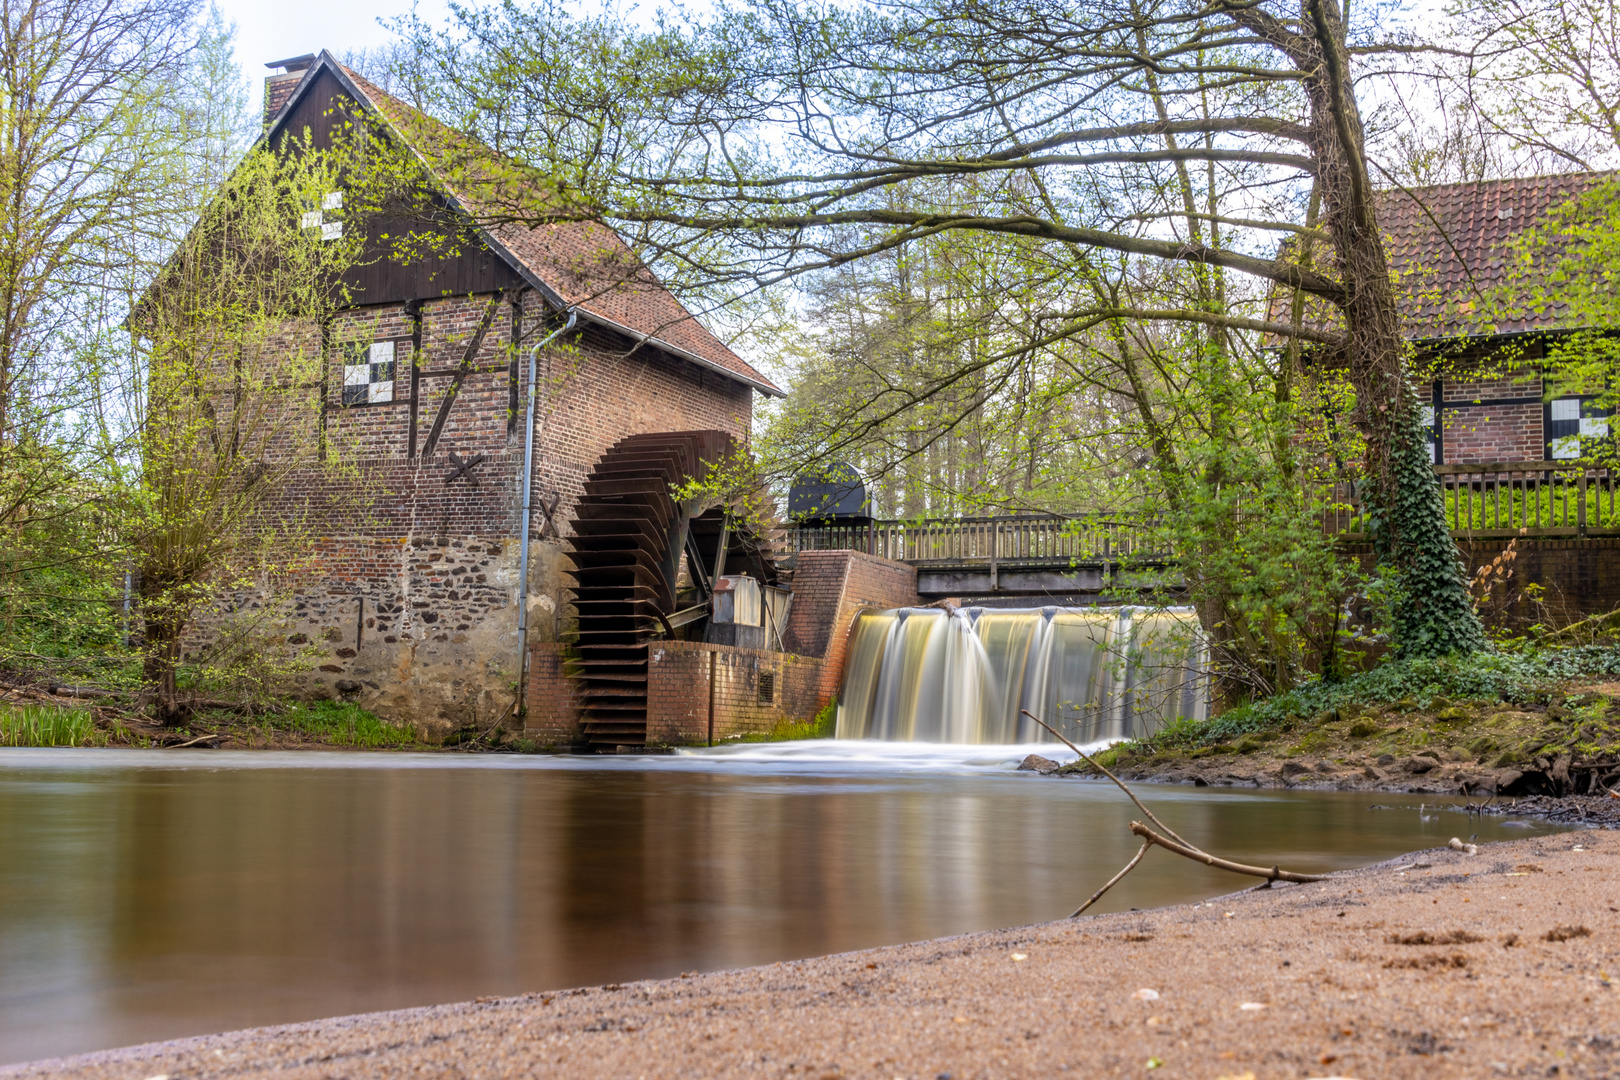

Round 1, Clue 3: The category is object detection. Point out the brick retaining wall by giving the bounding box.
[645,640,825,745]
[1347,535,1620,628]
[784,550,921,707]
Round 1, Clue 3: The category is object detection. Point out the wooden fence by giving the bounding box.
[1329,461,1620,541]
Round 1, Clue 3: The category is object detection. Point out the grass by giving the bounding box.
[0,704,104,747]
[271,700,419,748]
[1339,485,1620,535]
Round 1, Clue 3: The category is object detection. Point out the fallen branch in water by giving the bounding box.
[166,732,225,749]
[1018,709,1195,850]
[1072,839,1150,917]
[1018,709,1328,913]
[1129,821,1327,883]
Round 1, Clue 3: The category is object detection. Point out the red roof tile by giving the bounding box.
[1379,171,1614,339]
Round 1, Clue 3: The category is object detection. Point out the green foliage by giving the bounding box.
[0,705,103,747]
[1134,644,1620,751]
[1133,378,1355,697]
[1364,404,1487,658]
[272,701,418,748]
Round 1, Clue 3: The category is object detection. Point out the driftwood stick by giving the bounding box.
[167,733,224,749]
[1019,708,1197,851]
[1131,820,1327,883]
[1071,839,1150,918]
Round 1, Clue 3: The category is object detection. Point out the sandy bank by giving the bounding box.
[7,831,1619,1079]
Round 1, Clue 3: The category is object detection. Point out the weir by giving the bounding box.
[837,606,1207,745]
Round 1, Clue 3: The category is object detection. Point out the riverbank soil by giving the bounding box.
[1076,680,1620,798]
[9,832,1617,1079]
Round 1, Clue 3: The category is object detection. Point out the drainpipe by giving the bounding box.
[515,308,578,728]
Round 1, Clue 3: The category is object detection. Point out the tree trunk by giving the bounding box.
[138,580,191,727]
[1237,0,1485,656]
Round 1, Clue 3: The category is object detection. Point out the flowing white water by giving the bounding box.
[837,606,1207,744]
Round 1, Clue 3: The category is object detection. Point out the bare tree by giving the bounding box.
[394,0,1484,656]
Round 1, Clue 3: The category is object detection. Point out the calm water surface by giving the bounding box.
[0,742,1569,1064]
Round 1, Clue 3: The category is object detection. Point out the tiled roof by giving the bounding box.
[272,54,780,396]
[1380,171,1615,339]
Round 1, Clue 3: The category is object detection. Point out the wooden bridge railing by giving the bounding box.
[788,462,1620,572]
[787,515,1170,568]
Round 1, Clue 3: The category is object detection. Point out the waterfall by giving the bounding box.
[836,607,1207,744]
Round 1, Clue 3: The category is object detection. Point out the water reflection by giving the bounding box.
[0,748,1566,1064]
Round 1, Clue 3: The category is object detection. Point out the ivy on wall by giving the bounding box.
[1366,399,1488,657]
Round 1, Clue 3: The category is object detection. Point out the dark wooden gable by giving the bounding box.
[271,68,526,309]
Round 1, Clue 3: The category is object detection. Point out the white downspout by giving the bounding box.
[515,308,577,728]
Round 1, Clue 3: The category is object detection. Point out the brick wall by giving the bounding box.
[643,640,825,744]
[783,550,920,707]
[233,288,754,732]
[1433,345,1547,464]
[524,642,581,744]
[1459,537,1620,627]
[263,293,754,539]
[1346,536,1620,629]
[1441,371,1541,403]
[1441,403,1545,463]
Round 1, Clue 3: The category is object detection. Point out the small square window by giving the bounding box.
[342,341,396,405]
[321,220,343,241]
[323,191,343,211]
[1551,398,1581,422]
[757,671,775,706]
[300,209,322,230]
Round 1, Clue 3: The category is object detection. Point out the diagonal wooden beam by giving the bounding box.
[420,290,503,459]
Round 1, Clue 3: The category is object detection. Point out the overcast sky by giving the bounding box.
[215,0,450,116]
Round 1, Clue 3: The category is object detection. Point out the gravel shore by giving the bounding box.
[8,830,1618,1079]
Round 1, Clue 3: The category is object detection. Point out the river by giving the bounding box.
[0,743,1567,1064]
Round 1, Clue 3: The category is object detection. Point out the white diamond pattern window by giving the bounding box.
[343,341,395,406]
[1548,396,1614,460]
[302,190,344,241]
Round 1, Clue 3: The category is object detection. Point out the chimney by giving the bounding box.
[264,54,317,127]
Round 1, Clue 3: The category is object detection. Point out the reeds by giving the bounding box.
[0,704,104,747]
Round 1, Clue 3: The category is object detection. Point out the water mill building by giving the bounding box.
[155,51,916,744]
